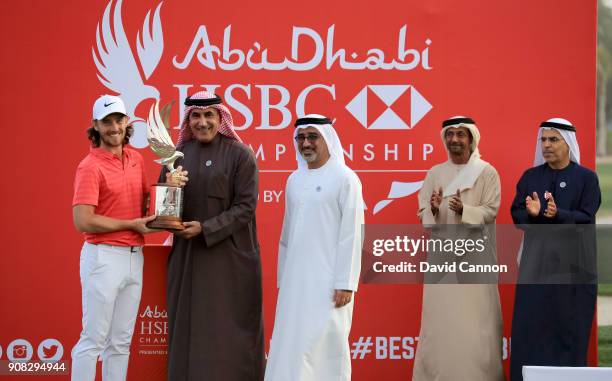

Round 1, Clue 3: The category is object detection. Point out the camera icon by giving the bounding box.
[7,339,33,362]
[13,345,27,359]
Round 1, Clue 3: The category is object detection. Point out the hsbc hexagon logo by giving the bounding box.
[345,85,432,130]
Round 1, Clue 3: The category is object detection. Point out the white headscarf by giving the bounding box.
[293,114,346,170]
[439,116,489,198]
[533,117,581,167]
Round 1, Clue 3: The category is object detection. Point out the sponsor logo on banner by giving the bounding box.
[346,85,432,130]
[7,339,33,362]
[137,305,168,356]
[37,339,63,362]
[93,0,436,213]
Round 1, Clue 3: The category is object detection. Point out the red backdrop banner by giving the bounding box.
[0,0,597,379]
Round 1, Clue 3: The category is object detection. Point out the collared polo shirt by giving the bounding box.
[73,146,149,246]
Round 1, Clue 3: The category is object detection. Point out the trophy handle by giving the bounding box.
[166,162,183,185]
[165,163,176,173]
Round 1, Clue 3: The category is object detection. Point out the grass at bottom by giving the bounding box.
[600,325,612,366]
[600,284,612,296]
[596,161,612,214]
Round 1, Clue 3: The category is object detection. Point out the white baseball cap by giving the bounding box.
[92,94,127,120]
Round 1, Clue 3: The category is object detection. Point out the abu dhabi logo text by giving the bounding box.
[346,85,432,130]
[173,25,432,72]
[137,305,168,356]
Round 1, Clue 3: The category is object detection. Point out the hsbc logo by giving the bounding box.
[346,85,432,130]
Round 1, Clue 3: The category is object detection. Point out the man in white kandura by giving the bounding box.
[265,114,365,381]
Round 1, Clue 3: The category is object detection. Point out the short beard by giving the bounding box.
[300,151,318,163]
[447,144,466,154]
[101,133,125,147]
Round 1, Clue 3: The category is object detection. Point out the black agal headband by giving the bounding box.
[294,116,333,128]
[540,121,576,132]
[184,94,223,107]
[442,117,475,128]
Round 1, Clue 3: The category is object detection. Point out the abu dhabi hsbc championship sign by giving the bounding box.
[0,0,596,380]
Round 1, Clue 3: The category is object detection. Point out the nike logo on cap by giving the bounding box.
[104,102,116,107]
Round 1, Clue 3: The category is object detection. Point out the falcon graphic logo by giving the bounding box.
[93,0,164,148]
[345,85,432,130]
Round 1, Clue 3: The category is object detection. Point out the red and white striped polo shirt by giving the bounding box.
[73,146,149,246]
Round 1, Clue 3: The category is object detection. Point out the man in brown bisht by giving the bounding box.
[161,90,264,380]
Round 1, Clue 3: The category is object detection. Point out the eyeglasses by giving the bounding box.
[295,134,320,143]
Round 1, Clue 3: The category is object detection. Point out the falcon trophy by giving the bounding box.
[146,100,185,230]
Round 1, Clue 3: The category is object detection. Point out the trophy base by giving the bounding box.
[147,216,185,231]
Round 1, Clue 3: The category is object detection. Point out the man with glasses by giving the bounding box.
[510,118,601,380]
[265,114,365,381]
[71,94,156,381]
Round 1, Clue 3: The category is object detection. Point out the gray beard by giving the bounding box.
[301,151,318,163]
